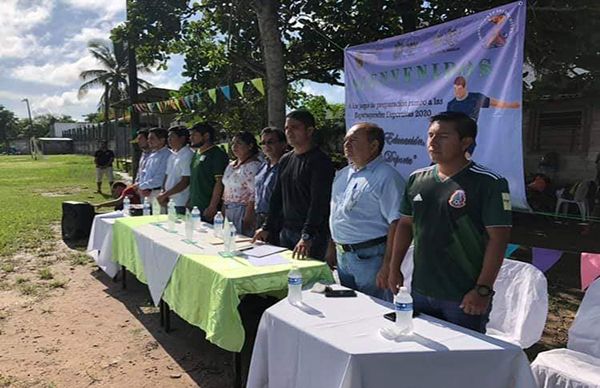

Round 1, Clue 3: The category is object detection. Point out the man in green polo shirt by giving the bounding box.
[387,111,511,333]
[188,122,229,221]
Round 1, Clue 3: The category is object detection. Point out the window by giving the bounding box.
[535,110,584,152]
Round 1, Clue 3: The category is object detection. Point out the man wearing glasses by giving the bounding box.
[254,127,287,236]
[326,122,406,301]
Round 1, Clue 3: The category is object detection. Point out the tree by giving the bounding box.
[78,39,152,134]
[16,114,74,139]
[0,106,18,151]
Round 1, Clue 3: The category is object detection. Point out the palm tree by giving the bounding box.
[78,39,152,135]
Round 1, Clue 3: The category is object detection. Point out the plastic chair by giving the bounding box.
[555,181,591,221]
[531,278,600,388]
[486,259,548,348]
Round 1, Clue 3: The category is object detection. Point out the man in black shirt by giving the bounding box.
[253,110,335,260]
[94,140,115,193]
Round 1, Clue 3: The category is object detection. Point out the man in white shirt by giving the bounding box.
[157,125,194,214]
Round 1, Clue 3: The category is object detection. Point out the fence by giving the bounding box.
[62,121,131,158]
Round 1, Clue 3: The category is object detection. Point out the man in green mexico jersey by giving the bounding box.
[387,111,511,333]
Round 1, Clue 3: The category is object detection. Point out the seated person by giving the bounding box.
[93,181,141,211]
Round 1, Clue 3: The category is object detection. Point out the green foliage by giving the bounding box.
[16,113,76,139]
[38,267,54,280]
[0,155,114,257]
[0,106,18,147]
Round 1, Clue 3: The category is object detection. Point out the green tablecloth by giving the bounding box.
[111,216,334,352]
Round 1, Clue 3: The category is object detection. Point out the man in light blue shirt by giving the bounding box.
[136,127,171,202]
[327,122,406,301]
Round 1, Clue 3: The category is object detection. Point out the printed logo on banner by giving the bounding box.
[478,9,516,49]
[449,190,467,208]
[433,27,461,53]
[393,39,420,59]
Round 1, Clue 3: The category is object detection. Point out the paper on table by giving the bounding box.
[208,236,253,245]
[242,244,287,257]
[247,254,289,267]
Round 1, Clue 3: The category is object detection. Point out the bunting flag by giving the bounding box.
[532,248,563,273]
[234,81,245,96]
[581,252,600,290]
[250,78,265,95]
[129,77,263,112]
[505,244,519,258]
[208,88,217,103]
[220,85,231,100]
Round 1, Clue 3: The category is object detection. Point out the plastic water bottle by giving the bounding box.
[152,197,161,217]
[142,197,151,216]
[227,222,236,254]
[122,196,131,216]
[167,199,177,231]
[287,264,303,304]
[213,211,224,238]
[394,287,414,335]
[184,209,193,240]
[191,206,201,233]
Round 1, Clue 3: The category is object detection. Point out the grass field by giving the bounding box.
[0,155,117,257]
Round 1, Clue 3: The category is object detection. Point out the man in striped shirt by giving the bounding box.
[387,111,512,333]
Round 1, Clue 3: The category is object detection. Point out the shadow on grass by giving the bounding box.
[90,268,276,387]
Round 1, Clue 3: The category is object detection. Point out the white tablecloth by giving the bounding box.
[132,222,210,306]
[86,211,124,278]
[247,291,536,388]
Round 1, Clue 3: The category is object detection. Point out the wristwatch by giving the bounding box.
[475,284,495,297]
[301,232,313,241]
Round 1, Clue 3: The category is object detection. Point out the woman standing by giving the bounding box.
[222,131,262,236]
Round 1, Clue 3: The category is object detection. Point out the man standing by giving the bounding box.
[388,111,511,333]
[136,127,171,202]
[188,122,229,221]
[157,126,194,214]
[253,110,335,260]
[254,127,287,232]
[327,123,406,300]
[134,129,151,184]
[94,140,114,193]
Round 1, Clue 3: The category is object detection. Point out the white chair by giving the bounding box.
[555,181,592,221]
[486,259,549,348]
[531,278,600,388]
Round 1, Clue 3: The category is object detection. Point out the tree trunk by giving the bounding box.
[254,0,287,129]
[104,83,110,141]
[127,0,141,178]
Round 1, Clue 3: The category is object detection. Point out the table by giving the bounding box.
[247,291,537,388]
[86,211,124,278]
[105,215,334,353]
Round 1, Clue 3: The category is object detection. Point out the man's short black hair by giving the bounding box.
[355,122,385,154]
[286,110,316,128]
[168,125,189,139]
[148,127,168,140]
[111,181,127,190]
[260,127,286,143]
[136,129,149,138]
[189,122,217,143]
[429,111,477,140]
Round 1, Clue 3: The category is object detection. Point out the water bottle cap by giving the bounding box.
[399,286,408,292]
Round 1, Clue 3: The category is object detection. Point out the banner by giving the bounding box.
[345,1,528,209]
[581,252,600,290]
[532,247,562,273]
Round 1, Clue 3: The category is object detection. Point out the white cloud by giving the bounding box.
[0,90,24,101]
[32,87,102,115]
[0,0,55,58]
[61,0,124,20]
[11,54,100,86]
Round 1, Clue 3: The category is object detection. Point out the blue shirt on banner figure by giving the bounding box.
[446,76,520,157]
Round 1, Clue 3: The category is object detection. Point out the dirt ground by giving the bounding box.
[0,219,586,387]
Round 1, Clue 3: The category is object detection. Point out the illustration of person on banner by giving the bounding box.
[446,76,520,156]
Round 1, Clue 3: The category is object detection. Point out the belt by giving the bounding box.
[337,236,387,253]
[150,187,162,191]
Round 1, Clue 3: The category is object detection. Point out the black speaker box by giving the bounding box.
[61,201,96,241]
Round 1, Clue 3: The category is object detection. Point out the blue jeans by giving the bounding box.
[279,227,327,261]
[412,292,492,333]
[336,242,391,302]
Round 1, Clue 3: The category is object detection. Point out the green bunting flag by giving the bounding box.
[208,88,217,103]
[234,81,245,96]
[250,78,265,95]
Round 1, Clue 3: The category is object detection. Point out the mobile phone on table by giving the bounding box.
[325,289,357,298]
[383,310,420,321]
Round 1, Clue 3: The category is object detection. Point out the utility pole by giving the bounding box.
[22,98,36,158]
[21,98,33,135]
[126,0,141,178]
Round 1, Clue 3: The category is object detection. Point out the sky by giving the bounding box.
[0,0,343,121]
